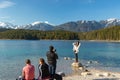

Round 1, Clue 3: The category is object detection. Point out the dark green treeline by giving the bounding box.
[83,26,120,40]
[0,26,119,40]
[0,30,78,40]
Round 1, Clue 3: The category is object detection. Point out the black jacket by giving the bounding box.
[38,63,50,79]
[46,51,58,65]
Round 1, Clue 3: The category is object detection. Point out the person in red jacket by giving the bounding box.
[22,59,35,80]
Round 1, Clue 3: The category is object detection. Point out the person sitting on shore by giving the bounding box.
[38,58,50,80]
[22,59,35,80]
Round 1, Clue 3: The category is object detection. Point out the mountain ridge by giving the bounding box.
[0,18,120,32]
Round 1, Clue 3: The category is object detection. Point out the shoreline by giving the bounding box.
[63,67,120,80]
[57,59,120,80]
[86,40,120,42]
[0,39,120,43]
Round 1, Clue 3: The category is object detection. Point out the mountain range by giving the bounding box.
[0,18,120,32]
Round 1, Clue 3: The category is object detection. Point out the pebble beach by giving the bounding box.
[63,68,120,80]
[58,58,120,80]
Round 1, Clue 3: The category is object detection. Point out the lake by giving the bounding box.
[0,40,120,80]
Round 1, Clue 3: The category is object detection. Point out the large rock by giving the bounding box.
[57,72,65,77]
[71,62,83,68]
[81,72,92,76]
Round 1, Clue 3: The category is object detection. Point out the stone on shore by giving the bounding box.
[95,72,110,77]
[71,62,83,68]
[57,72,65,77]
[81,72,92,76]
[64,57,71,60]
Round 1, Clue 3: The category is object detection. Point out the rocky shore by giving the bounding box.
[63,68,120,80]
[60,58,120,80]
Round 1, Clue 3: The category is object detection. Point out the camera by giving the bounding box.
[53,49,56,52]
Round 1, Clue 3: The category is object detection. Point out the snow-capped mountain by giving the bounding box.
[19,21,54,30]
[0,21,54,30]
[55,20,103,32]
[104,18,120,27]
[0,22,16,29]
[0,18,120,32]
[31,21,41,26]
[55,18,120,32]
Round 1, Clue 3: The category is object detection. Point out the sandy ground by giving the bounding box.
[63,68,120,80]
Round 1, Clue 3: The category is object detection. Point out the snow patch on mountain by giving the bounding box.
[0,22,15,29]
[0,22,6,27]
[31,21,41,26]
[107,18,117,22]
[105,18,120,27]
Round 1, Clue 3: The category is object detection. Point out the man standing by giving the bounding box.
[46,45,58,80]
[22,59,35,80]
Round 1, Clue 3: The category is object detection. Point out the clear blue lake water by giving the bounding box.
[0,40,120,80]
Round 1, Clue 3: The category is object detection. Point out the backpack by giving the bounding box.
[54,74,62,80]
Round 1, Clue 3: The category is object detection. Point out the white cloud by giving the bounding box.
[78,0,95,4]
[87,0,95,3]
[0,16,15,23]
[0,16,10,19]
[0,1,15,9]
[10,20,15,23]
[55,0,59,2]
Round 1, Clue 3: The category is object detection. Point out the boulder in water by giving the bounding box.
[71,62,83,68]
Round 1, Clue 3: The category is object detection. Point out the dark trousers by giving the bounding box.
[75,53,78,62]
[49,64,56,80]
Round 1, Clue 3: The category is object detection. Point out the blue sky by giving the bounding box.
[0,0,120,25]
